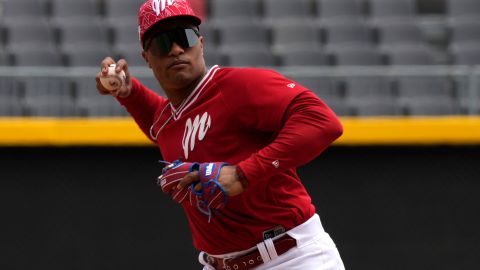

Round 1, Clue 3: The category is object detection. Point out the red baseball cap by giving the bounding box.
[138,0,202,47]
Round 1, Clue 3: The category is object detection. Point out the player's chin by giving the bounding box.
[169,69,194,81]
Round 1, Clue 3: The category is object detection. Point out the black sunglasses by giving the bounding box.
[145,28,200,56]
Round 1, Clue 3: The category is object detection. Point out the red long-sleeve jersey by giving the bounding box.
[118,65,343,254]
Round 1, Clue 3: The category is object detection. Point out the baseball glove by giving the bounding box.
[157,160,229,221]
[193,162,229,212]
[157,160,199,204]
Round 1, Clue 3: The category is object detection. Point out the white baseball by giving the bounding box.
[100,64,126,91]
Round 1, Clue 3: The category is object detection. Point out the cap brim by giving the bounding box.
[141,15,202,47]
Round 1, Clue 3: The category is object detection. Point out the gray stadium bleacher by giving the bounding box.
[316,0,366,23]
[447,0,480,20]
[271,21,321,53]
[368,0,417,23]
[0,0,49,23]
[0,0,478,117]
[50,0,102,24]
[216,21,270,53]
[321,19,374,51]
[262,0,315,24]
[278,47,331,67]
[209,0,260,25]
[383,44,437,65]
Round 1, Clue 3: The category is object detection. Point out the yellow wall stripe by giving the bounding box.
[338,116,480,145]
[0,118,152,146]
[0,116,479,146]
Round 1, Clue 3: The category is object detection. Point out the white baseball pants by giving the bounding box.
[200,214,345,270]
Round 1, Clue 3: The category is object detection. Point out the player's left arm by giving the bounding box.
[237,90,343,187]
[180,72,343,196]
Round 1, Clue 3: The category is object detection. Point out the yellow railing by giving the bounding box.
[1,116,479,146]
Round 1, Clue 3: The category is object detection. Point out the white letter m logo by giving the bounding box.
[152,0,175,16]
[182,112,211,159]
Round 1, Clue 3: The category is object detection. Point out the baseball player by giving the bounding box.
[95,0,345,269]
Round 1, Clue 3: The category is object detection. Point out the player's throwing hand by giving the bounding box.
[95,57,132,98]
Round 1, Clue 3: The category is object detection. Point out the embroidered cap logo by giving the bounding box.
[152,0,175,16]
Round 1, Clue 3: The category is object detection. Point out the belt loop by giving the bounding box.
[198,251,215,269]
[264,238,278,260]
[256,242,271,264]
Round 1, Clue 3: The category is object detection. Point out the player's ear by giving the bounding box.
[142,51,152,69]
[198,36,204,54]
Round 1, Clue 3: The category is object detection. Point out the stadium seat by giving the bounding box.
[21,77,73,104]
[111,21,142,53]
[343,76,394,101]
[58,20,111,52]
[447,0,480,20]
[74,75,149,116]
[450,43,480,65]
[271,22,321,53]
[217,21,270,52]
[375,20,427,49]
[204,49,225,67]
[24,100,81,117]
[0,51,11,66]
[0,77,22,100]
[198,21,217,48]
[225,48,277,67]
[3,20,57,52]
[324,99,352,116]
[350,99,403,116]
[322,20,374,50]
[291,75,343,103]
[316,0,366,22]
[448,19,480,46]
[383,45,436,65]
[330,46,384,66]
[20,76,78,116]
[343,76,399,115]
[66,47,114,67]
[368,0,417,22]
[0,0,49,22]
[263,0,315,24]
[404,98,461,116]
[278,47,331,66]
[50,0,101,23]
[11,48,65,66]
[137,76,164,95]
[0,100,24,116]
[116,48,146,67]
[72,77,101,106]
[77,97,128,117]
[73,77,126,117]
[292,75,351,116]
[395,76,454,104]
[104,0,144,24]
[209,0,260,25]
[80,101,129,117]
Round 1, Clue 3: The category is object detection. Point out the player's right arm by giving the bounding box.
[96,57,166,142]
